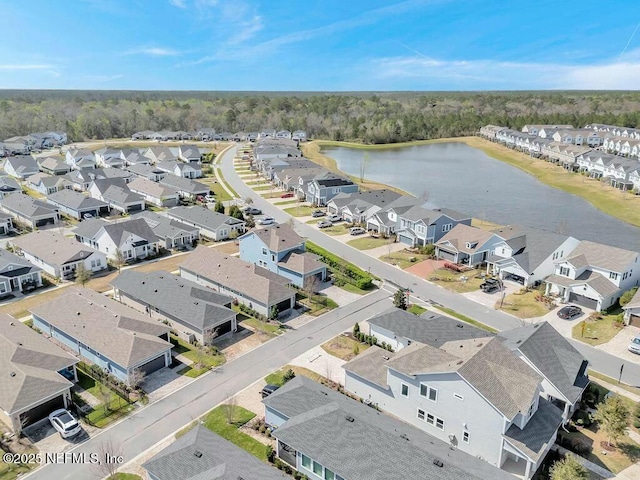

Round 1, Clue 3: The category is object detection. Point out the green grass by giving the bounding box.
[251,185,273,191]
[212,167,238,198]
[201,406,266,460]
[261,191,285,199]
[240,317,284,335]
[108,474,142,480]
[297,292,338,316]
[170,335,225,368]
[433,305,498,333]
[284,205,317,217]
[498,290,552,319]
[335,280,372,295]
[265,365,324,387]
[408,304,427,315]
[177,365,210,378]
[573,309,625,346]
[307,219,351,235]
[346,236,390,250]
[200,178,233,202]
[379,250,431,269]
[274,199,300,205]
[264,370,288,387]
[429,268,485,294]
[587,370,640,397]
[76,369,134,428]
[0,461,35,480]
[321,335,370,361]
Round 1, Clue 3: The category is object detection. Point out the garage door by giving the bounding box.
[629,314,640,328]
[568,293,598,310]
[35,217,55,227]
[137,355,166,376]
[276,298,293,313]
[438,249,457,262]
[127,204,143,213]
[398,234,414,246]
[213,320,232,337]
[20,395,65,427]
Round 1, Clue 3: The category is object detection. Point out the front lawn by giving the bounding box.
[297,292,338,316]
[284,205,316,217]
[408,304,427,315]
[572,309,625,346]
[261,191,285,199]
[201,406,266,461]
[240,316,285,336]
[498,290,551,318]
[321,335,370,361]
[265,365,324,387]
[170,334,225,368]
[251,185,273,191]
[108,474,142,480]
[200,178,233,202]
[306,219,350,235]
[76,369,135,428]
[380,250,431,269]
[429,268,485,294]
[274,199,300,205]
[0,462,35,480]
[177,365,209,378]
[347,236,390,250]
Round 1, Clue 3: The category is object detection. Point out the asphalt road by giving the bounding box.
[220,145,640,387]
[28,288,391,480]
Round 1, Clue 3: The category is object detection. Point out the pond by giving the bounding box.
[322,142,640,250]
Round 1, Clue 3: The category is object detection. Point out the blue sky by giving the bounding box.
[1,0,640,90]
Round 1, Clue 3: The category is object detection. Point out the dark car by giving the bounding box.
[261,384,280,398]
[311,210,326,218]
[280,192,294,198]
[480,278,500,293]
[243,207,262,215]
[557,305,583,319]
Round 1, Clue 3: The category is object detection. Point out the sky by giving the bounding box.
[1,0,640,91]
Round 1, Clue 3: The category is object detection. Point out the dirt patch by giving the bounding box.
[405,259,445,278]
[211,242,239,255]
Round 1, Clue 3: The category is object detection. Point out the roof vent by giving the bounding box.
[141,281,145,285]
[477,343,483,348]
[9,322,14,326]
[456,324,464,328]
[433,459,444,468]
[193,451,202,458]
[516,340,522,344]
[154,289,158,293]
[17,342,22,346]
[10,372,16,377]
[400,434,409,441]
[77,312,81,315]
[457,360,463,365]
[382,355,390,361]
[345,416,355,423]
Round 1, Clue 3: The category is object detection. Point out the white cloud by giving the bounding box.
[169,0,186,7]
[228,15,263,44]
[123,47,182,57]
[372,54,640,90]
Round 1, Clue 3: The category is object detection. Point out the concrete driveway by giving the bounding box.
[595,325,640,363]
[462,282,521,309]
[24,415,98,455]
[289,345,347,385]
[142,365,195,404]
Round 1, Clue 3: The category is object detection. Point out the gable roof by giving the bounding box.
[159,175,208,194]
[5,156,38,175]
[128,177,179,199]
[37,156,68,172]
[144,146,176,162]
[0,175,21,192]
[436,224,499,253]
[264,376,514,480]
[277,251,325,275]
[563,240,638,272]
[13,230,102,267]
[73,217,160,247]
[500,322,589,403]
[133,211,198,240]
[250,224,304,252]
[0,314,78,415]
[0,249,42,277]
[178,145,201,159]
[111,270,235,333]
[167,206,244,229]
[30,288,171,369]
[329,189,403,211]
[0,193,59,219]
[91,179,144,205]
[46,189,108,211]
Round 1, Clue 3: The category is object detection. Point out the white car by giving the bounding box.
[629,335,640,355]
[204,194,215,203]
[49,409,82,439]
[258,216,275,225]
[327,214,342,223]
[349,227,366,236]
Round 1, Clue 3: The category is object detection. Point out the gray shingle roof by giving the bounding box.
[5,156,38,176]
[625,288,640,309]
[342,345,398,388]
[30,288,171,369]
[503,399,563,461]
[0,175,21,192]
[564,240,639,272]
[91,179,144,205]
[73,217,160,248]
[436,224,498,254]
[111,270,235,333]
[277,251,325,275]
[500,322,589,403]
[13,230,102,267]
[265,377,514,480]
[128,177,179,199]
[250,224,304,252]
[133,211,198,240]
[46,189,108,211]
[0,193,59,219]
[142,425,287,480]
[167,206,243,230]
[159,175,208,194]
[0,314,78,415]
[0,249,42,277]
[546,270,619,297]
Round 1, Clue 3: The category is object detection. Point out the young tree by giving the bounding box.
[92,437,124,480]
[214,200,225,213]
[244,196,253,206]
[245,214,255,229]
[112,248,125,272]
[620,287,638,306]
[550,454,588,480]
[128,368,146,391]
[304,275,320,311]
[74,262,92,287]
[97,384,112,415]
[393,288,408,310]
[593,395,630,447]
[228,205,245,221]
[269,305,279,320]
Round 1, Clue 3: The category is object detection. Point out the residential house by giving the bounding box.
[73,217,160,261]
[65,148,96,170]
[37,156,70,176]
[180,245,296,317]
[0,176,21,199]
[259,129,277,139]
[0,193,60,228]
[366,195,421,236]
[26,173,71,195]
[65,168,133,192]
[276,167,325,191]
[239,224,326,288]
[46,189,110,220]
[326,189,402,224]
[521,125,573,136]
[397,205,472,247]
[133,211,198,250]
[435,224,504,266]
[264,376,516,480]
[0,249,42,293]
[292,130,307,141]
[112,270,237,345]
[128,177,180,208]
[31,288,172,385]
[13,230,107,280]
[245,132,259,142]
[4,156,39,179]
[143,146,177,164]
[479,125,506,139]
[159,175,208,200]
[0,316,78,433]
[622,288,640,326]
[305,172,358,206]
[157,160,202,179]
[94,148,124,168]
[196,128,216,141]
[551,129,602,147]
[142,425,287,480]
[166,206,244,241]
[131,130,157,140]
[487,226,581,287]
[88,178,145,214]
[126,163,166,182]
[545,240,640,311]
[2,138,30,155]
[0,213,12,235]
[177,145,201,163]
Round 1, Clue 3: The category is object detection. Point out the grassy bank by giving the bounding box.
[304,137,640,228]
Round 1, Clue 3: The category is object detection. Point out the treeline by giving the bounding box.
[2,90,640,144]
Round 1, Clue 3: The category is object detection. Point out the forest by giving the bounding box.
[2,90,640,144]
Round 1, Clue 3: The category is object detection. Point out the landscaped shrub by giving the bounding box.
[573,409,592,428]
[306,242,373,289]
[633,419,640,429]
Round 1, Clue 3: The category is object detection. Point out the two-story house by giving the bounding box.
[435,224,504,266]
[325,189,402,224]
[143,146,177,164]
[397,205,472,247]
[94,148,124,168]
[305,172,358,206]
[487,225,581,287]
[65,148,96,170]
[157,160,202,179]
[239,224,326,288]
[366,195,421,236]
[544,240,640,311]
[177,145,201,163]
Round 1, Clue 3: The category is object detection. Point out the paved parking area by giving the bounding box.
[539,305,587,337]
[462,282,521,309]
[595,325,640,363]
[289,345,347,385]
[143,365,194,404]
[24,415,99,455]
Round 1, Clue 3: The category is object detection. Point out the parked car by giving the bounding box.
[258,216,275,225]
[261,384,280,398]
[349,227,366,236]
[196,195,206,202]
[280,192,294,198]
[557,305,583,320]
[311,210,326,218]
[82,213,93,219]
[479,278,500,293]
[243,207,262,215]
[629,335,640,355]
[327,214,342,223]
[49,409,82,439]
[317,220,333,229]
[204,194,216,203]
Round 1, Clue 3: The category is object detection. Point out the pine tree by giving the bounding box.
[393,288,408,310]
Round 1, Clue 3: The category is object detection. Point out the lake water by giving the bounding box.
[322,142,640,251]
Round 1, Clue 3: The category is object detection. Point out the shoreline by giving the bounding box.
[302,137,640,229]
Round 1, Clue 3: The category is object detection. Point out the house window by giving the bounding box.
[436,418,444,430]
[272,255,275,262]
[325,469,335,480]
[454,393,464,401]
[301,454,311,469]
[463,431,470,443]
[426,413,435,425]
[609,272,619,280]
[262,248,267,255]
[96,259,101,266]
[442,223,452,232]
[528,402,536,418]
[91,260,96,268]
[420,384,437,402]
[313,461,323,476]
[417,409,425,420]
[559,266,570,276]
[401,384,409,397]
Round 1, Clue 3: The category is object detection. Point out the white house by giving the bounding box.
[128,177,180,208]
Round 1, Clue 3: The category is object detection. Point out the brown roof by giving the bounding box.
[13,230,102,267]
[546,271,619,297]
[128,177,179,199]
[436,224,498,254]
[564,240,638,272]
[251,224,304,252]
[277,251,325,275]
[30,288,171,369]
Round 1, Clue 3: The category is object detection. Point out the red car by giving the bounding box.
[281,192,295,198]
